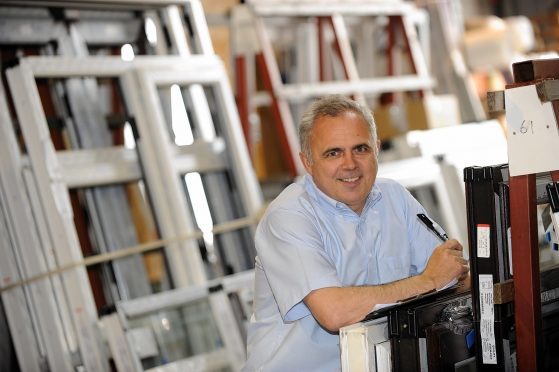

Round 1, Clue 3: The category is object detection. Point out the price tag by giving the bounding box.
[505,84,559,176]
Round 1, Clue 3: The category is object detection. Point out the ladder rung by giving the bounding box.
[277,75,434,101]
[249,1,417,17]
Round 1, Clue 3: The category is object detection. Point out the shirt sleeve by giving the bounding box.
[255,207,341,322]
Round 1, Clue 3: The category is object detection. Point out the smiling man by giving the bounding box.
[243,95,469,371]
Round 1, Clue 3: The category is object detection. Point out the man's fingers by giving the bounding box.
[453,243,463,251]
[443,239,463,250]
[448,249,464,258]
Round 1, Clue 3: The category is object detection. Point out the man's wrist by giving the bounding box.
[417,273,436,293]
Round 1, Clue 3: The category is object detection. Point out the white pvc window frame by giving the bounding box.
[6,54,263,369]
[0,83,73,371]
[6,58,110,372]
[128,57,264,277]
[114,269,254,371]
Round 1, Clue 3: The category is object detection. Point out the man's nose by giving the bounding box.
[341,152,357,168]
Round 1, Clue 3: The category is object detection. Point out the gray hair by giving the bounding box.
[298,94,377,162]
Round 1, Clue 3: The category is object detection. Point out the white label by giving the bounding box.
[505,84,559,176]
[477,224,491,258]
[479,274,497,364]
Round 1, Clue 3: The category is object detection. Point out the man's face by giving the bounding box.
[300,111,379,214]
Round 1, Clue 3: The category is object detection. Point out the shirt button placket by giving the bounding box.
[363,212,380,283]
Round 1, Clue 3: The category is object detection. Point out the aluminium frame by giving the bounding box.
[128,59,263,277]
[1,0,241,369]
[0,83,71,371]
[113,269,254,371]
[6,54,262,369]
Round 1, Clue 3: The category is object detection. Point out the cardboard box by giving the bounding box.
[253,106,290,181]
[373,95,461,142]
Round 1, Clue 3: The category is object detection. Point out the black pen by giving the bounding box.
[417,213,449,242]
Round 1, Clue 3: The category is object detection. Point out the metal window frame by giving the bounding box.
[129,57,263,280]
[125,55,264,282]
[6,59,115,372]
[0,0,219,312]
[0,83,70,371]
[6,55,262,369]
[114,269,254,371]
[1,0,245,369]
[14,53,263,279]
[129,58,263,276]
[0,0,214,58]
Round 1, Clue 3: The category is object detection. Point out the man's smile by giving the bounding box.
[339,176,360,183]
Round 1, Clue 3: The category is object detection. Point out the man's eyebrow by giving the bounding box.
[320,143,372,157]
[353,143,371,149]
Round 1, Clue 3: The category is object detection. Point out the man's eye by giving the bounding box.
[325,150,340,158]
[355,145,371,153]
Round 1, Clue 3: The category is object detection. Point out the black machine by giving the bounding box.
[364,285,475,372]
[464,163,559,371]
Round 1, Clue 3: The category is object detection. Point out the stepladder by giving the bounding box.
[233,0,435,178]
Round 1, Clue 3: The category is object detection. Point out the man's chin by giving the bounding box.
[338,195,366,208]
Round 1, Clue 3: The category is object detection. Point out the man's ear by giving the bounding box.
[299,152,313,175]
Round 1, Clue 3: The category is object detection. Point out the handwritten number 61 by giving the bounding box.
[520,120,534,134]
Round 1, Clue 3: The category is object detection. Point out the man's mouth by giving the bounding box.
[340,176,360,183]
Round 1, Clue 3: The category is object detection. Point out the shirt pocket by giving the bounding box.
[379,255,411,283]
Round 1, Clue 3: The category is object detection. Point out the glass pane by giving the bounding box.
[70,180,171,310]
[127,298,226,370]
[181,170,254,278]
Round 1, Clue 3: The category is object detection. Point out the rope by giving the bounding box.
[0,206,267,293]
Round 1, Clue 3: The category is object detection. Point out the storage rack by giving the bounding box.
[484,57,559,371]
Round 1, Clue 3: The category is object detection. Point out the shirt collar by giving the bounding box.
[303,174,382,216]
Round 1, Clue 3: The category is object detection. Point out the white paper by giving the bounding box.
[371,278,458,311]
[505,84,559,176]
[372,302,398,312]
[438,277,458,290]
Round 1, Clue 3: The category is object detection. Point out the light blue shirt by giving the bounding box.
[243,175,441,371]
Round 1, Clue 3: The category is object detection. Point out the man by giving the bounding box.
[243,95,469,371]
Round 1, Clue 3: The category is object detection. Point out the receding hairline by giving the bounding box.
[298,95,377,162]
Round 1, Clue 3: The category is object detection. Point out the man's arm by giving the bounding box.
[303,239,468,332]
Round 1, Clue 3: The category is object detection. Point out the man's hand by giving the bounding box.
[421,239,469,290]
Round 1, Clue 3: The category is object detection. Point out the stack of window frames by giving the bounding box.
[0,1,262,370]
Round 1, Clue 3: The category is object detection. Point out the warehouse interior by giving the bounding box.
[1,0,559,371]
